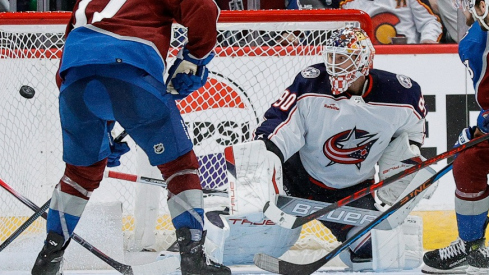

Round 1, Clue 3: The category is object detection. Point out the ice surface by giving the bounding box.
[0,265,426,275]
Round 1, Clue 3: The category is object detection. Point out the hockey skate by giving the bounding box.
[422,238,468,274]
[466,238,489,275]
[176,227,231,275]
[31,232,67,275]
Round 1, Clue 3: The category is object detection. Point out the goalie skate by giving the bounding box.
[422,238,468,274]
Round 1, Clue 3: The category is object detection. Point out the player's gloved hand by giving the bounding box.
[166,47,214,100]
[477,109,489,134]
[377,132,421,206]
[453,126,476,148]
[108,140,130,168]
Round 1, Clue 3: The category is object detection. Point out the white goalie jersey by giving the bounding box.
[201,65,428,268]
[255,65,427,190]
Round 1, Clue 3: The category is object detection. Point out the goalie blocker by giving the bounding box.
[377,132,438,206]
[200,140,433,269]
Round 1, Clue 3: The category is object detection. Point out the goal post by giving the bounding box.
[0,9,372,270]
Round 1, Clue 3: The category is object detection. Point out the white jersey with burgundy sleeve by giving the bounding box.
[254,63,427,189]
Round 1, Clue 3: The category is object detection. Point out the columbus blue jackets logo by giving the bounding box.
[301,67,320,78]
[323,127,378,169]
[396,74,412,88]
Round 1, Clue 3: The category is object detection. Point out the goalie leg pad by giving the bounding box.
[225,140,283,222]
[339,216,423,271]
[203,211,301,265]
[203,211,230,264]
[338,225,373,272]
[401,215,424,270]
[373,215,423,271]
[371,224,406,271]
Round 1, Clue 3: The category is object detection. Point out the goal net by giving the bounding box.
[0,10,372,270]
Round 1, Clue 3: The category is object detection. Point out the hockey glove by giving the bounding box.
[454,126,476,148]
[477,109,489,134]
[107,136,130,168]
[166,47,214,100]
[377,132,422,206]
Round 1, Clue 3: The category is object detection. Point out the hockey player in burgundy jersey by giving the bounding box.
[31,0,230,275]
[422,1,489,274]
[252,27,430,269]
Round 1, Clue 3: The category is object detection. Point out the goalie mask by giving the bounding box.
[453,0,489,30]
[324,27,375,95]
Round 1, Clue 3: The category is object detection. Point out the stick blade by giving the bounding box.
[131,257,180,275]
[254,252,324,275]
[254,252,280,273]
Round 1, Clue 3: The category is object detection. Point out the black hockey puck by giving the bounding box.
[19,85,36,99]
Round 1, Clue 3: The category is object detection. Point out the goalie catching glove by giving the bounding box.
[166,47,214,99]
[377,132,426,206]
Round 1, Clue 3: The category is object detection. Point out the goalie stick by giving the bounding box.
[265,132,489,229]
[275,195,380,227]
[0,178,180,275]
[254,161,454,275]
[105,170,228,197]
[106,170,384,226]
[106,170,384,225]
[0,199,51,252]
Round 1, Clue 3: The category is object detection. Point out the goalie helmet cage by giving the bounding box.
[0,10,372,270]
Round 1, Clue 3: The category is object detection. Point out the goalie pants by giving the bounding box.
[282,152,377,242]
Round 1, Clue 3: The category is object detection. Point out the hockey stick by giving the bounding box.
[275,195,380,227]
[114,130,127,143]
[0,199,51,252]
[106,170,382,225]
[264,132,489,229]
[254,161,454,275]
[114,130,127,142]
[105,170,228,197]
[0,178,180,275]
[108,130,228,196]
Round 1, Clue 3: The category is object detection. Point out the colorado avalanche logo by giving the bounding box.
[323,128,378,169]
